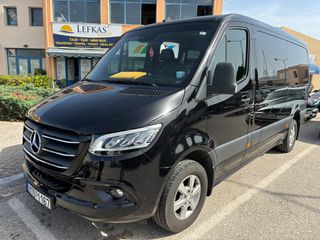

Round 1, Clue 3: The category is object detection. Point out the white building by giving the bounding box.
[0,0,45,75]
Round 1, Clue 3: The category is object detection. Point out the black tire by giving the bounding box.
[276,119,298,153]
[153,160,208,233]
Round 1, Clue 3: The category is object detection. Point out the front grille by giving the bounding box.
[22,119,88,171]
[31,168,71,191]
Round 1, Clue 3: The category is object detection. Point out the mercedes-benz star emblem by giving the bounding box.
[30,131,42,154]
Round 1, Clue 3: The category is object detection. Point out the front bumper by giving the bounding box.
[22,152,164,223]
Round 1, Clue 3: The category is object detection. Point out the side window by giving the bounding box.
[287,43,309,86]
[187,50,200,60]
[210,29,248,82]
[107,49,121,74]
[255,31,288,88]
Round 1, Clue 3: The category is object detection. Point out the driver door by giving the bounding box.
[206,26,254,180]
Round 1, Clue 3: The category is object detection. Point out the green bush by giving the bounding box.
[34,69,47,76]
[0,75,53,88]
[0,85,56,121]
[56,79,67,88]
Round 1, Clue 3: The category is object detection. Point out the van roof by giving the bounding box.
[129,14,306,48]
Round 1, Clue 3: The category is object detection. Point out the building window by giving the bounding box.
[110,0,156,25]
[30,8,43,26]
[6,7,18,26]
[7,49,46,75]
[165,0,212,21]
[53,0,100,23]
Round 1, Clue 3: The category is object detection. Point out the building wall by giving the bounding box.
[0,0,45,74]
[282,27,320,90]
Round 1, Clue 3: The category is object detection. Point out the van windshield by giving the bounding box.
[86,22,218,87]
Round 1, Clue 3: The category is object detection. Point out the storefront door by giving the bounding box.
[80,58,100,80]
[66,58,79,85]
[55,57,101,86]
[80,59,92,80]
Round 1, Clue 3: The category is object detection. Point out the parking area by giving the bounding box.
[0,118,319,240]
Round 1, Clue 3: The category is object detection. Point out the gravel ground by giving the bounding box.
[0,121,24,178]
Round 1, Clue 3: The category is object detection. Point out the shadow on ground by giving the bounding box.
[13,191,172,240]
[297,119,320,145]
[0,144,24,178]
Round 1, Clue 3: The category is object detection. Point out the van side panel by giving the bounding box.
[286,42,309,129]
[252,30,290,135]
[245,27,308,160]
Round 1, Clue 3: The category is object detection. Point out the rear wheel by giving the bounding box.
[153,160,208,233]
[276,119,298,153]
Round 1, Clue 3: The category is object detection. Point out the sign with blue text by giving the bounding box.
[52,23,122,49]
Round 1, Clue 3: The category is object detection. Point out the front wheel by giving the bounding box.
[276,119,298,153]
[153,160,208,233]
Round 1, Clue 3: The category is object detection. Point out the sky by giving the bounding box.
[223,0,320,39]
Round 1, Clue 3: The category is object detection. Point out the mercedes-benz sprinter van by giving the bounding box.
[23,14,309,233]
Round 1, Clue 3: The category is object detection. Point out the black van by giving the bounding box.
[22,14,309,233]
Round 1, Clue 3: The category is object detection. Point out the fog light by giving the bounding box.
[110,188,124,199]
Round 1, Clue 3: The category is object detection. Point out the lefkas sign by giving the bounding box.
[52,23,122,48]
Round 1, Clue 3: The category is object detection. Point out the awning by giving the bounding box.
[47,47,108,58]
[309,64,320,75]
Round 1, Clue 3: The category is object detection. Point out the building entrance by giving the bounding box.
[55,57,100,86]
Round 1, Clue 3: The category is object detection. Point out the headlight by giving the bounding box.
[89,124,162,155]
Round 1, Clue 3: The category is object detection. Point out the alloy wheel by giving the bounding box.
[288,124,296,147]
[173,175,201,220]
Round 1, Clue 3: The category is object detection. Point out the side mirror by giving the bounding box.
[208,62,237,95]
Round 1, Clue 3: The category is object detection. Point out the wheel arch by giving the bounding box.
[185,150,215,196]
[155,128,216,214]
[293,110,301,139]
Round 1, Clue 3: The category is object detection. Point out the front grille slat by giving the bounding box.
[23,141,71,169]
[45,139,78,154]
[42,147,75,157]
[24,125,33,133]
[42,134,80,144]
[42,126,79,143]
[22,119,87,171]
[23,146,68,170]
[23,134,31,143]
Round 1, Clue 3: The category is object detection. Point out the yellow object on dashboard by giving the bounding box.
[110,71,147,80]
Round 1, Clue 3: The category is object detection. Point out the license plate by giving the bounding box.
[26,182,52,209]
